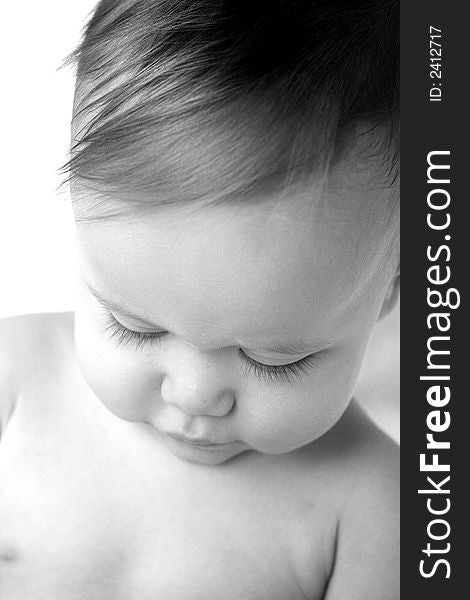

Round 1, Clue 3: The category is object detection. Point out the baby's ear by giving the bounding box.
[378,266,400,322]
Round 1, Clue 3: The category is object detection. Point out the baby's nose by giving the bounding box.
[160,349,235,417]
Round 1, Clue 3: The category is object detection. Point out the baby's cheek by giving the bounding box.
[75,319,160,422]
[240,360,357,454]
[100,366,154,421]
[234,392,317,454]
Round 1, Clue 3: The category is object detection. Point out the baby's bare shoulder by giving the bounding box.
[316,402,399,600]
[333,400,398,484]
[0,311,74,372]
[0,312,75,435]
[301,399,398,489]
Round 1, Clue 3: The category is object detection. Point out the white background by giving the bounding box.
[0,1,97,319]
[0,1,399,440]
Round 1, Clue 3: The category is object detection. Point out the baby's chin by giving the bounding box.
[159,434,252,466]
[153,422,332,466]
[170,439,324,467]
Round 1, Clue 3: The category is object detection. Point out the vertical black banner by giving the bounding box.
[401,1,466,596]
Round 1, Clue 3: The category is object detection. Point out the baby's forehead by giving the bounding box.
[78,165,397,334]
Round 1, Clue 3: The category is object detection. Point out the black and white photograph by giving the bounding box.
[9,1,465,598]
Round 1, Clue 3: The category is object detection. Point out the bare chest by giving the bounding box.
[0,414,333,600]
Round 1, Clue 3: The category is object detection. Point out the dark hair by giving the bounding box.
[61,0,399,217]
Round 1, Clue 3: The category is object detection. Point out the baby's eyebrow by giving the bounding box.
[85,282,164,328]
[85,281,329,355]
[243,340,330,357]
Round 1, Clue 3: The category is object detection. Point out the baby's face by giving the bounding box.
[73,159,398,466]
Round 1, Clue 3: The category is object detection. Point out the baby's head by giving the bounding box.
[65,0,399,465]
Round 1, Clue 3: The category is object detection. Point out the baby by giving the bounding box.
[0,1,400,599]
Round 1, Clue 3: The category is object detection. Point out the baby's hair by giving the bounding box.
[61,0,399,218]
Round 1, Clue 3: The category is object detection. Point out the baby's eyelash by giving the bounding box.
[238,350,319,384]
[102,310,319,384]
[103,312,167,350]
